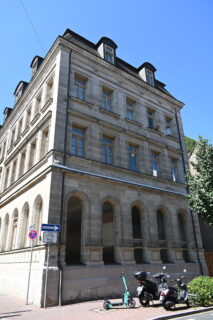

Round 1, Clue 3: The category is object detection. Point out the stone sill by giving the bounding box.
[21,125,30,137]
[71,96,93,109]
[99,108,120,119]
[41,98,53,113]
[125,118,142,128]
[30,113,41,126]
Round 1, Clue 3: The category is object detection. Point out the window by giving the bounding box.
[157,210,166,240]
[102,136,113,164]
[126,99,135,121]
[151,152,159,177]
[28,140,37,169]
[19,150,26,177]
[73,75,86,100]
[71,127,85,157]
[146,69,154,86]
[102,87,112,111]
[147,109,155,129]
[128,144,138,171]
[26,106,32,127]
[11,160,17,184]
[18,118,23,137]
[4,167,10,190]
[10,128,16,148]
[171,158,178,182]
[34,93,42,116]
[166,117,173,135]
[132,206,142,239]
[104,45,114,63]
[46,77,54,101]
[40,127,49,159]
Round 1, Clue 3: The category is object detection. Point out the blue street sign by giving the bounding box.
[41,224,61,232]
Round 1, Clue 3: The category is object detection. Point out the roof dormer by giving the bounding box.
[3,107,13,123]
[138,62,156,86]
[13,81,28,104]
[96,37,117,64]
[30,55,44,77]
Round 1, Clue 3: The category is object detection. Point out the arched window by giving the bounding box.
[102,201,114,264]
[132,206,143,263]
[132,206,142,239]
[178,212,187,242]
[33,196,42,245]
[20,203,29,248]
[0,218,2,251]
[10,210,18,250]
[65,196,82,265]
[2,214,9,251]
[157,209,166,240]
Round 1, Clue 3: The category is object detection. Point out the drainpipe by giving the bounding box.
[57,49,72,306]
[175,108,203,275]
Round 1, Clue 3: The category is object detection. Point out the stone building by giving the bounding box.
[0,29,207,307]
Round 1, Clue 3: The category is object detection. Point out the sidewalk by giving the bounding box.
[0,292,212,320]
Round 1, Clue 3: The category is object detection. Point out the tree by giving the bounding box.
[187,136,213,226]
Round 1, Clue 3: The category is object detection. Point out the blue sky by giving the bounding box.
[0,0,212,142]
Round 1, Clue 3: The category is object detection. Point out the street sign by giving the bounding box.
[28,230,38,240]
[29,224,35,231]
[41,224,61,232]
[43,231,58,244]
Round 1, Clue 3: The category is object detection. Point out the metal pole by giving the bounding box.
[44,244,50,308]
[26,239,33,305]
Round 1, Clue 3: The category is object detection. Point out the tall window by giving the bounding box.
[26,106,32,127]
[10,128,16,148]
[102,87,112,111]
[20,203,29,248]
[171,158,178,182]
[40,127,49,159]
[132,206,142,239]
[157,210,166,240]
[28,140,37,169]
[73,75,86,100]
[71,127,85,157]
[1,214,9,251]
[46,77,54,101]
[102,202,114,264]
[10,160,17,184]
[151,152,159,177]
[126,99,135,121]
[104,45,114,63]
[19,150,26,177]
[18,118,23,137]
[10,210,18,250]
[128,144,138,171]
[147,109,155,129]
[102,136,113,164]
[166,117,172,135]
[146,69,154,86]
[4,167,10,190]
[34,93,42,116]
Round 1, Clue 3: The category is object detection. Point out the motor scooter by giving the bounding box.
[134,267,169,306]
[160,269,190,311]
[103,272,136,310]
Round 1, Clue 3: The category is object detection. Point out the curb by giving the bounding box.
[152,306,213,319]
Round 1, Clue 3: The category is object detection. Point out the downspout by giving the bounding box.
[175,108,203,275]
[58,49,72,306]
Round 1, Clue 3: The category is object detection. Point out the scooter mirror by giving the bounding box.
[183,269,187,273]
[166,275,170,278]
[163,266,166,270]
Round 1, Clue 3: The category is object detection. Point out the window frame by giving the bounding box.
[146,69,154,86]
[73,74,87,101]
[128,144,138,171]
[151,151,159,177]
[71,126,86,158]
[104,45,114,64]
[147,108,155,129]
[101,135,113,164]
[126,98,135,121]
[101,87,113,112]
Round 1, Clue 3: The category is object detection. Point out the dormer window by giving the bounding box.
[14,81,28,104]
[146,69,154,86]
[104,45,114,63]
[30,56,44,78]
[96,37,117,65]
[138,62,156,87]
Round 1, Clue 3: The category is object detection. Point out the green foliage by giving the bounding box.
[186,136,213,226]
[188,276,213,306]
[184,136,197,156]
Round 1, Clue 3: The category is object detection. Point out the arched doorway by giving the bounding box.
[65,197,83,264]
[10,210,18,250]
[33,196,42,245]
[2,214,9,251]
[132,205,143,263]
[102,201,114,264]
[178,212,190,262]
[157,209,169,263]
[20,203,29,248]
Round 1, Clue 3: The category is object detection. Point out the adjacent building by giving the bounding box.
[0,29,207,307]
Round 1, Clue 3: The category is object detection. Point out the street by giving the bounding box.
[173,310,213,320]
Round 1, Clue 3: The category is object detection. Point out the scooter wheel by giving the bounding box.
[103,300,110,310]
[139,294,149,307]
[127,298,136,308]
[163,300,175,311]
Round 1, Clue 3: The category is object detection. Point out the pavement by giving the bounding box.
[0,292,213,320]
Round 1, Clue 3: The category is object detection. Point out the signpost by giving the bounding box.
[41,224,61,308]
[26,229,38,305]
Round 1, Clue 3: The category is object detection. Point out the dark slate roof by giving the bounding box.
[62,29,175,99]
